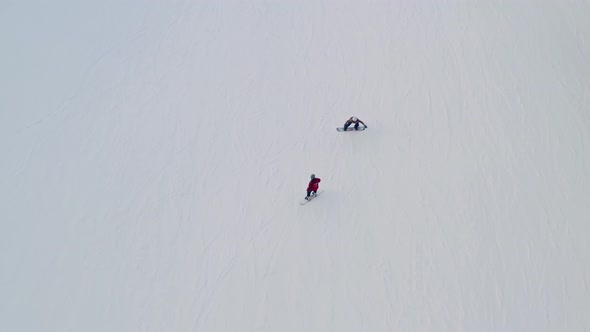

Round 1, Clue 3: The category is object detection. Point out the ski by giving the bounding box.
[337,127,366,132]
[300,191,323,205]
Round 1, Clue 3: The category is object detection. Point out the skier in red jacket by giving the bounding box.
[305,174,321,200]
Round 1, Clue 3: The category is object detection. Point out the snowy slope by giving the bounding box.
[1,1,590,331]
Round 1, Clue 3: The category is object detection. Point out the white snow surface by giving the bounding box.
[2,1,590,331]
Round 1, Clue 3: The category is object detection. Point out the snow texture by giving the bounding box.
[1,1,590,331]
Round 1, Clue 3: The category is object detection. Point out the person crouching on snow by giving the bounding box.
[343,116,367,131]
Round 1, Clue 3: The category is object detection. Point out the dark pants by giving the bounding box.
[343,122,359,131]
[307,190,316,197]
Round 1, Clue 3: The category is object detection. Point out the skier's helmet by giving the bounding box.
[310,174,316,179]
[352,116,358,121]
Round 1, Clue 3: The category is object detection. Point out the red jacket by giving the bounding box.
[307,178,321,191]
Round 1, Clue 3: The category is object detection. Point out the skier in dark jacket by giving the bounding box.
[343,116,367,131]
[305,174,321,200]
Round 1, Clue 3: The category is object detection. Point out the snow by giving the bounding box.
[1,1,590,331]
